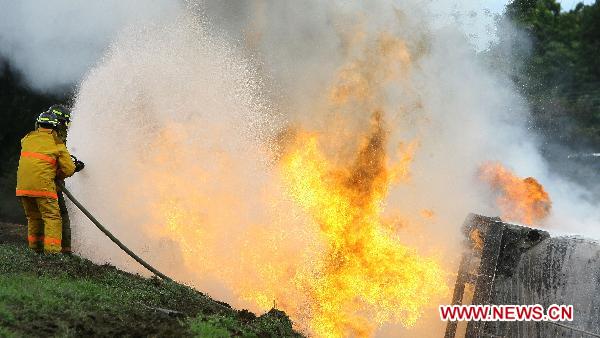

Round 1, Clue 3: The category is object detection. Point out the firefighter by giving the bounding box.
[48,104,81,253]
[16,110,83,253]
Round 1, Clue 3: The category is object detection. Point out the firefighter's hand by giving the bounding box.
[75,160,85,172]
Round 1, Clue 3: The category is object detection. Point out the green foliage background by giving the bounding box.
[505,0,600,148]
[0,63,63,223]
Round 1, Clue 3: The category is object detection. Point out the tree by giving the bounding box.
[0,62,61,222]
[504,0,600,149]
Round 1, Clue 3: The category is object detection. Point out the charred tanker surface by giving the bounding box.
[447,214,600,338]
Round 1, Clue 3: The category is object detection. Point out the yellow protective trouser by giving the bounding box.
[21,197,62,253]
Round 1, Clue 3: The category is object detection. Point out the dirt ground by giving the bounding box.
[0,221,26,244]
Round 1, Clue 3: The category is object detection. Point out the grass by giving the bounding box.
[0,242,302,337]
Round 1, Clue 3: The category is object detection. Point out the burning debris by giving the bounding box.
[479,162,552,225]
[447,214,600,338]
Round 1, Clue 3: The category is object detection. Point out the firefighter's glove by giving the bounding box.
[74,160,85,172]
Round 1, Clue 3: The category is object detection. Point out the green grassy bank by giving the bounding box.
[0,224,301,337]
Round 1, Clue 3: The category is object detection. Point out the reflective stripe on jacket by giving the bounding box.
[16,128,76,199]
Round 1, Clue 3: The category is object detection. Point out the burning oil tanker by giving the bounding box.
[446,214,600,338]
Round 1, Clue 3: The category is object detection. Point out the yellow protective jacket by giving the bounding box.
[16,128,76,199]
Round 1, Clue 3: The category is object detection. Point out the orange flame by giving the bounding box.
[469,228,484,251]
[274,34,448,336]
[479,162,552,225]
[279,112,448,337]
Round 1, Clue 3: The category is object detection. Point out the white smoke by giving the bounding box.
[0,0,182,92]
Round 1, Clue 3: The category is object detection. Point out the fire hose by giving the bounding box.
[56,181,173,282]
